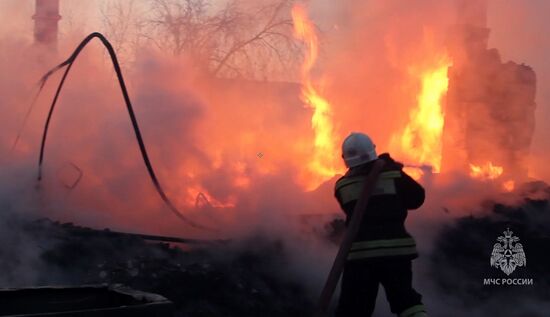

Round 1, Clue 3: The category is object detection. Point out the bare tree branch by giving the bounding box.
[101,0,304,80]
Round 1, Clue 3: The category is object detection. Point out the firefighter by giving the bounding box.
[334,132,427,317]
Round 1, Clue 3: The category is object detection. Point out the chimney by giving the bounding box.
[33,0,61,49]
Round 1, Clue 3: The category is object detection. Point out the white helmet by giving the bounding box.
[341,132,378,168]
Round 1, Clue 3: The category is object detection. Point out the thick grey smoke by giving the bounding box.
[0,1,549,316]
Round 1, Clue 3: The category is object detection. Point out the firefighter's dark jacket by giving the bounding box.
[334,153,425,261]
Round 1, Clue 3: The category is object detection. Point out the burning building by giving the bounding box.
[441,0,537,186]
[0,0,549,315]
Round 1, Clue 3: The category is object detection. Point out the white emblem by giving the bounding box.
[490,228,526,275]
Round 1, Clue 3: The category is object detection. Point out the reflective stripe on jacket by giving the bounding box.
[334,154,425,261]
[335,170,401,205]
[347,237,418,260]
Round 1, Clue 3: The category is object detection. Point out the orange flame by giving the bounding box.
[403,166,425,180]
[391,57,450,178]
[292,4,341,189]
[469,162,504,180]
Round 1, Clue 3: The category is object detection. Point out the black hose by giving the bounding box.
[37,32,213,231]
[12,67,56,151]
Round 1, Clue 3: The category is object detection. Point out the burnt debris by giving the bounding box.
[430,181,550,314]
[1,218,314,317]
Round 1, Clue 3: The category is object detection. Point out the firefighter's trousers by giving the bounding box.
[335,259,425,317]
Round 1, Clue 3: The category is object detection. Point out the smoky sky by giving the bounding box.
[0,2,549,316]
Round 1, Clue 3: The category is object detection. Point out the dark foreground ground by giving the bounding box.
[1,181,549,317]
[0,217,315,316]
[428,181,550,316]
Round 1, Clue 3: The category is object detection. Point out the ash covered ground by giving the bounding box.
[2,182,550,317]
[423,181,550,317]
[432,192,550,298]
[0,216,316,316]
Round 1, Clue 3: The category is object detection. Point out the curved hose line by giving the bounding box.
[37,32,214,231]
[13,55,70,150]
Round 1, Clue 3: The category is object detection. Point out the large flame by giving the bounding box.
[292,4,341,189]
[3,2,537,238]
[391,57,450,178]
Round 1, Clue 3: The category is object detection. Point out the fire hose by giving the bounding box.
[315,159,386,316]
[34,32,213,231]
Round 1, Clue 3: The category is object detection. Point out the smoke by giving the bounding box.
[310,0,454,148]
[1,1,549,316]
[0,17,340,297]
[1,0,546,232]
[0,32,337,299]
[312,0,549,181]
[487,0,550,181]
[419,182,550,317]
[307,1,550,315]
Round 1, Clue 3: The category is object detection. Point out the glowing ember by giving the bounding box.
[403,167,424,180]
[502,180,515,192]
[292,4,341,189]
[187,186,236,209]
[469,162,504,180]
